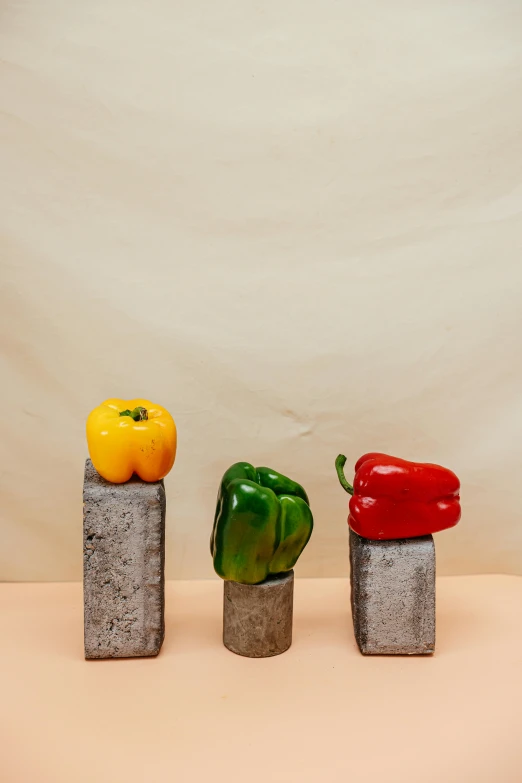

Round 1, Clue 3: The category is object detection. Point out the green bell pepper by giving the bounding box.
[211,462,314,584]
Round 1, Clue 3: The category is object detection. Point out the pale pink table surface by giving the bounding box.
[1,576,521,783]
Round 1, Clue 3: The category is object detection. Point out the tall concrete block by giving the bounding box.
[223,571,294,657]
[350,528,435,655]
[83,459,166,659]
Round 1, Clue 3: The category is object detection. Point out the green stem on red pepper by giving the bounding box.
[335,454,354,495]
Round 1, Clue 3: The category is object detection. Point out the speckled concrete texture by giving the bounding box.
[83,459,166,659]
[223,570,294,657]
[350,529,435,655]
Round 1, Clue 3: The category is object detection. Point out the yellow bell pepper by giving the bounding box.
[86,399,177,483]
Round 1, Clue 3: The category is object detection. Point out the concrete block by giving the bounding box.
[350,528,435,655]
[83,459,166,659]
[223,571,294,657]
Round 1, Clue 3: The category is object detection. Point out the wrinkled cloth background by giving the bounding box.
[1,1,521,581]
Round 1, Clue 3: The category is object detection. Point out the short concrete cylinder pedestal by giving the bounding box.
[223,570,294,658]
[83,459,166,659]
[350,528,435,655]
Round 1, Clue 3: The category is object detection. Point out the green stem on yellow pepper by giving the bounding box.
[119,406,148,421]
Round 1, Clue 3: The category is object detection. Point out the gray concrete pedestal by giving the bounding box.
[223,571,294,657]
[350,528,435,655]
[83,459,166,659]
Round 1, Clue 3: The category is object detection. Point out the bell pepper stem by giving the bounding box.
[335,454,354,495]
[119,406,148,421]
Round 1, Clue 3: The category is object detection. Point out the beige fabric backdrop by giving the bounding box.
[1,1,521,581]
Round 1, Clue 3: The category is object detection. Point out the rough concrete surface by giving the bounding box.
[350,529,435,655]
[83,459,166,659]
[223,570,294,657]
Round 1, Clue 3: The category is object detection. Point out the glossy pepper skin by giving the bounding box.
[336,452,460,540]
[211,462,314,585]
[87,399,177,483]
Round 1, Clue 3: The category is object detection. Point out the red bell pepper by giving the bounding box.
[335,452,461,540]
